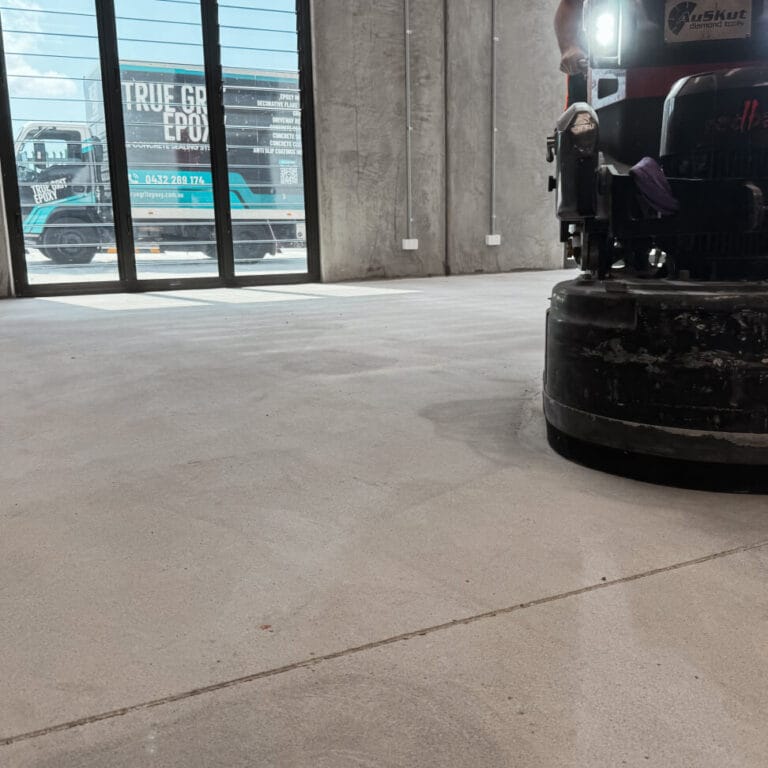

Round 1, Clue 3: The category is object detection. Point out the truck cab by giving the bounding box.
[15,122,107,264]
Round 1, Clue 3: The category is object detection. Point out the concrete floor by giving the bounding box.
[2,271,768,767]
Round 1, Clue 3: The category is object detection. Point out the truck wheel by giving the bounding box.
[203,245,269,260]
[234,242,270,260]
[40,216,97,264]
[234,228,272,260]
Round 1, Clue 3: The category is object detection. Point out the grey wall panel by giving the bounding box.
[446,0,564,274]
[312,0,447,282]
[311,0,565,280]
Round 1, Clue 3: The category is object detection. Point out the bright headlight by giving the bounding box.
[594,12,617,48]
[586,0,620,59]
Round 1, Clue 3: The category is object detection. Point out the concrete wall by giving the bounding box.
[446,0,564,273]
[312,0,565,281]
[312,0,447,281]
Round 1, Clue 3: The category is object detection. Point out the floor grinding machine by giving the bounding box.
[545,0,768,488]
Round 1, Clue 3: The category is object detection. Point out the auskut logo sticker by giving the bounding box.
[664,0,751,42]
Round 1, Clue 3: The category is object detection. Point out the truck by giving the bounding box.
[14,62,305,264]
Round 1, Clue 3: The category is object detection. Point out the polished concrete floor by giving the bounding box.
[2,272,768,767]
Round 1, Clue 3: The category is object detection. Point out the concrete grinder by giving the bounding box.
[545,0,768,488]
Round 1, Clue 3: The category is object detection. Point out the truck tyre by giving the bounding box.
[40,216,98,264]
[235,242,270,260]
[233,227,272,260]
[202,242,270,260]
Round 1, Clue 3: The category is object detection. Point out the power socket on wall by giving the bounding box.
[402,239,419,250]
[486,234,501,246]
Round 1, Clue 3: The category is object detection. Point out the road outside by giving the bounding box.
[26,248,309,284]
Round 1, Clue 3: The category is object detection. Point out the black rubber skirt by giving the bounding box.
[544,276,768,490]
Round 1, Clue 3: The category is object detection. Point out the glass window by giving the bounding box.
[219,0,307,276]
[0,0,312,291]
[115,0,218,279]
[1,0,118,284]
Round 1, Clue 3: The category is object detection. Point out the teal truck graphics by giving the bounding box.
[15,62,305,264]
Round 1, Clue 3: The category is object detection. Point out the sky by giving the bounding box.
[1,0,299,132]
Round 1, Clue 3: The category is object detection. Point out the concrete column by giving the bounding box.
[445,0,564,274]
[0,160,14,297]
[311,0,447,282]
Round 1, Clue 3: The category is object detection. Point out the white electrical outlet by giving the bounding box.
[486,234,501,246]
[402,238,419,250]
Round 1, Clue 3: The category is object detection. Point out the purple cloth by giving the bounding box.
[630,157,680,216]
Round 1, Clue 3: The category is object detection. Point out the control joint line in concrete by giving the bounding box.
[3,537,767,748]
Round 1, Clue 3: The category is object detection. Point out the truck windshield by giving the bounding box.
[16,131,84,175]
